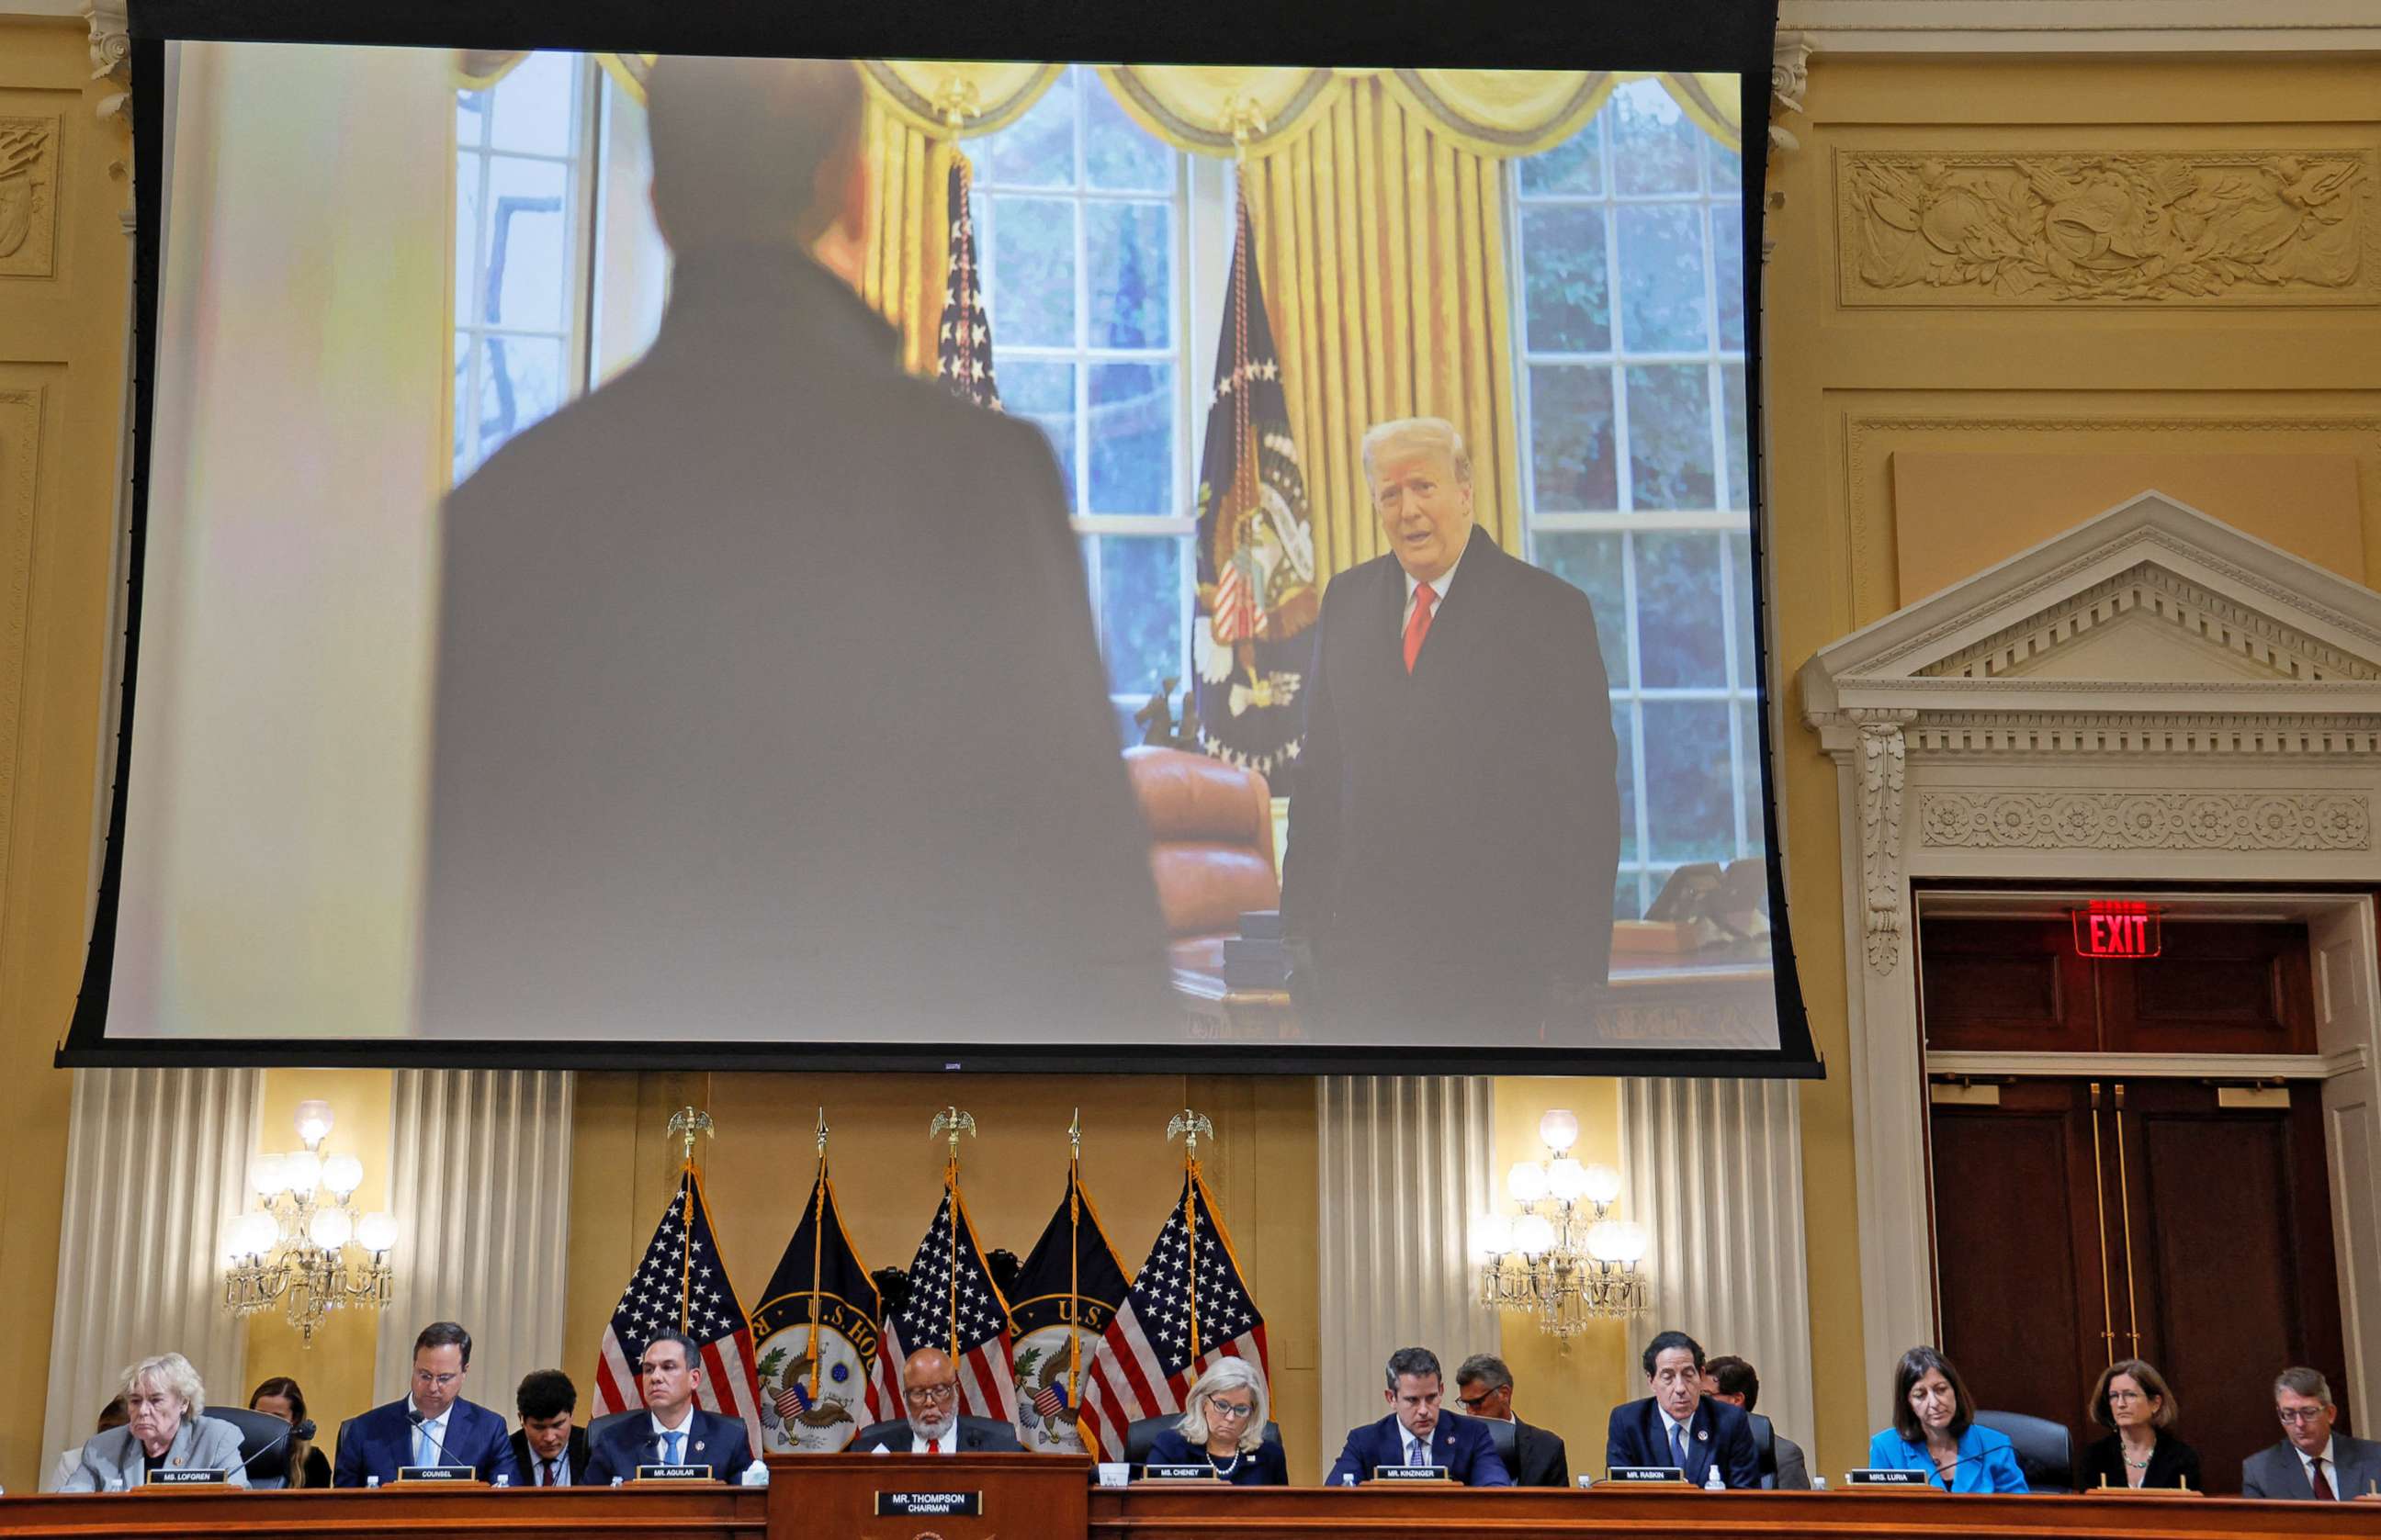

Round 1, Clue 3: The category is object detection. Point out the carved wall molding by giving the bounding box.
[1855,710,1916,972]
[1841,413,2381,625]
[0,118,59,277]
[83,1,131,127]
[1835,148,2378,307]
[1918,788,2372,851]
[1904,712,2381,757]
[0,388,39,965]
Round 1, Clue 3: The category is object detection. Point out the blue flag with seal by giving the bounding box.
[1192,192,1316,792]
[750,1155,897,1453]
[1005,1161,1130,1453]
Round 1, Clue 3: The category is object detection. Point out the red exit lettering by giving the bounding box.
[2072,903,2161,959]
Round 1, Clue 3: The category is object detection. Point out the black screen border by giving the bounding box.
[64,0,1818,1079]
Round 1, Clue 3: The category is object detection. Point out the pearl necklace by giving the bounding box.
[1206,1448,1242,1478]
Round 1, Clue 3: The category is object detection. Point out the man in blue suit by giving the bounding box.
[1326,1347,1512,1487]
[1604,1331,1758,1487]
[333,1321,519,1486]
[585,1329,754,1484]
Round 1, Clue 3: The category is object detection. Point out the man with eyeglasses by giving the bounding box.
[852,1346,1025,1455]
[333,1321,519,1486]
[2243,1366,2381,1501]
[1455,1354,1568,1488]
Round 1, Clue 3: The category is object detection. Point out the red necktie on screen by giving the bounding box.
[2312,1456,2334,1500]
[1404,582,1439,672]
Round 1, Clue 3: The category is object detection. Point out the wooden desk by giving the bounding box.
[1087,1485,2381,1539]
[0,1485,763,1538]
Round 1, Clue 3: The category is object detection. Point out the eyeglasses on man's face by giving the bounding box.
[904,1383,960,1405]
[412,1370,462,1390]
[2277,1405,2330,1425]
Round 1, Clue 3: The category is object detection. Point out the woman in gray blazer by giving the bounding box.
[62,1353,248,1489]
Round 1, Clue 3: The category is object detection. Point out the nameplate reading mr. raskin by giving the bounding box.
[875,1490,983,1517]
[144,1468,230,1486]
[1605,1466,1687,1483]
[1371,1465,1452,1481]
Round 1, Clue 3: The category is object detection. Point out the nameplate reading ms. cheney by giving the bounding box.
[875,1490,983,1516]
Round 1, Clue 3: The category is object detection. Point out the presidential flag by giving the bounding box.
[749,1162,897,1453]
[592,1165,766,1451]
[1005,1168,1131,1453]
[1078,1172,1269,1459]
[938,159,1002,410]
[1192,192,1316,792]
[881,1188,1020,1425]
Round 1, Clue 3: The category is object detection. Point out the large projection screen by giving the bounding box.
[65,0,1813,1074]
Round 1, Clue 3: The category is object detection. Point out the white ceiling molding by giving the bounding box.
[1781,0,2381,53]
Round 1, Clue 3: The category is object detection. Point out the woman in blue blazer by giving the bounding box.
[1144,1359,1287,1485]
[1867,1346,2028,1493]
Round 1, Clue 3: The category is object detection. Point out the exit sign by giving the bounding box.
[2073,902,2161,960]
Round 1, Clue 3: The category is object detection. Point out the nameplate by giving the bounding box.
[395,1465,476,1483]
[1371,1464,1451,1481]
[1141,1464,1219,1481]
[1605,1465,1688,1483]
[635,1463,714,1481]
[1845,1467,1934,1488]
[143,1468,230,1487]
[875,1490,982,1517]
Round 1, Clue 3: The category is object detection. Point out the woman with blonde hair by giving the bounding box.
[1145,1357,1286,1484]
[2081,1359,2200,1491]
[62,1354,248,1489]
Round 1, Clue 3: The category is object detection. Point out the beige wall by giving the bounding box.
[1766,49,2381,1478]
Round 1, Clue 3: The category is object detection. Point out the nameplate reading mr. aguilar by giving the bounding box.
[875,1490,983,1517]
[144,1468,230,1486]
[1371,1465,1451,1481]
[636,1464,713,1481]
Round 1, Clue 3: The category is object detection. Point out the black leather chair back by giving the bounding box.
[1749,1411,1779,1489]
[202,1407,297,1489]
[1974,1410,2074,1492]
[1464,1411,1519,1467]
[1123,1413,1281,1467]
[586,1408,644,1450]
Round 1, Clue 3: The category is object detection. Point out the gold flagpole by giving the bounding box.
[1167,1108,1213,1363]
[931,1107,976,1362]
[1066,1110,1083,1411]
[807,1108,829,1404]
[669,1107,714,1333]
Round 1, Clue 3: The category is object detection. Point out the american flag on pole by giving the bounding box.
[881,1188,1020,1426]
[937,158,1002,410]
[592,1165,766,1451]
[1078,1171,1269,1459]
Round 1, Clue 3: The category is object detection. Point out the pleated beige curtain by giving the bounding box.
[858,96,962,378]
[1239,76,1523,579]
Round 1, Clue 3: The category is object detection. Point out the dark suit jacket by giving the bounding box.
[1605,1396,1759,1489]
[1281,525,1619,1032]
[1145,1427,1289,1485]
[1325,1413,1513,1487]
[584,1408,752,1484]
[333,1399,517,1487]
[2242,1433,2381,1499]
[2082,1432,2201,1491]
[852,1415,1025,1454]
[508,1426,594,1488]
[1510,1416,1570,1488]
[419,250,1169,1045]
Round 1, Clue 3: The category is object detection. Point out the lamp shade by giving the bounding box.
[321,1153,365,1197]
[1581,1163,1624,1206]
[1605,1220,1650,1264]
[1473,1212,1513,1258]
[1506,1160,1549,1203]
[308,1207,354,1251]
[231,1211,278,1259]
[247,1153,287,1198]
[1537,1107,1579,1152]
[1512,1213,1555,1256]
[1546,1157,1587,1203]
[356,1210,399,1253]
[293,1099,334,1146]
[280,1150,322,1196]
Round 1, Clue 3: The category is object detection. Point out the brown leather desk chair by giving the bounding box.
[1122,746,1280,977]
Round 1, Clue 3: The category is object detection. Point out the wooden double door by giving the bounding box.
[1928,1075,2344,1494]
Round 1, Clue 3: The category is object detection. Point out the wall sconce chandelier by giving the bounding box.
[1475,1108,1649,1336]
[223,1099,396,1342]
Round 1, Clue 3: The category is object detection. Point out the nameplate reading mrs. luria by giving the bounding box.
[636,1464,713,1481]
[1371,1465,1451,1481]
[1845,1467,1934,1488]
[1141,1463,1219,1481]
[143,1468,230,1486]
[875,1490,982,1516]
[1605,1465,1688,1482]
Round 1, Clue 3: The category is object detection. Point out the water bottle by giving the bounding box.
[1811,1476,1830,1490]
[366,1475,379,1489]
[494,1473,511,1488]
[106,1478,124,1492]
[1704,1464,1724,1491]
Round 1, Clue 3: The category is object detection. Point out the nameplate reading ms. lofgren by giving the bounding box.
[143,1468,230,1486]
[875,1490,983,1516]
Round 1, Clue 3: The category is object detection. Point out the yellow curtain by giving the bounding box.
[1240,76,1523,579]
[859,96,962,377]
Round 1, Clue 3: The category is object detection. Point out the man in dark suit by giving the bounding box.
[2243,1366,2381,1500]
[852,1346,1025,1455]
[510,1369,592,1489]
[1455,1353,1568,1488]
[333,1321,518,1486]
[585,1331,753,1484]
[1326,1347,1512,1487]
[1605,1331,1758,1488]
[417,55,1169,1048]
[1706,1354,1810,1489]
[1281,417,1619,1038]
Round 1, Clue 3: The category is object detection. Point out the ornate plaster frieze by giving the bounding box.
[1917,788,2371,851]
[0,118,58,277]
[83,1,130,127]
[1835,148,2378,307]
[1852,709,1916,973]
[1901,712,2381,757]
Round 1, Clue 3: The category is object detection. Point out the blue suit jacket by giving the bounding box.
[1326,1413,1512,1487]
[1605,1396,1760,1488]
[584,1408,753,1485]
[333,1398,517,1487]
[1866,1424,2027,1492]
[1146,1427,1289,1485]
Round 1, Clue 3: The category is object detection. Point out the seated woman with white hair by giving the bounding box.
[1144,1358,1287,1485]
[62,1353,249,1489]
